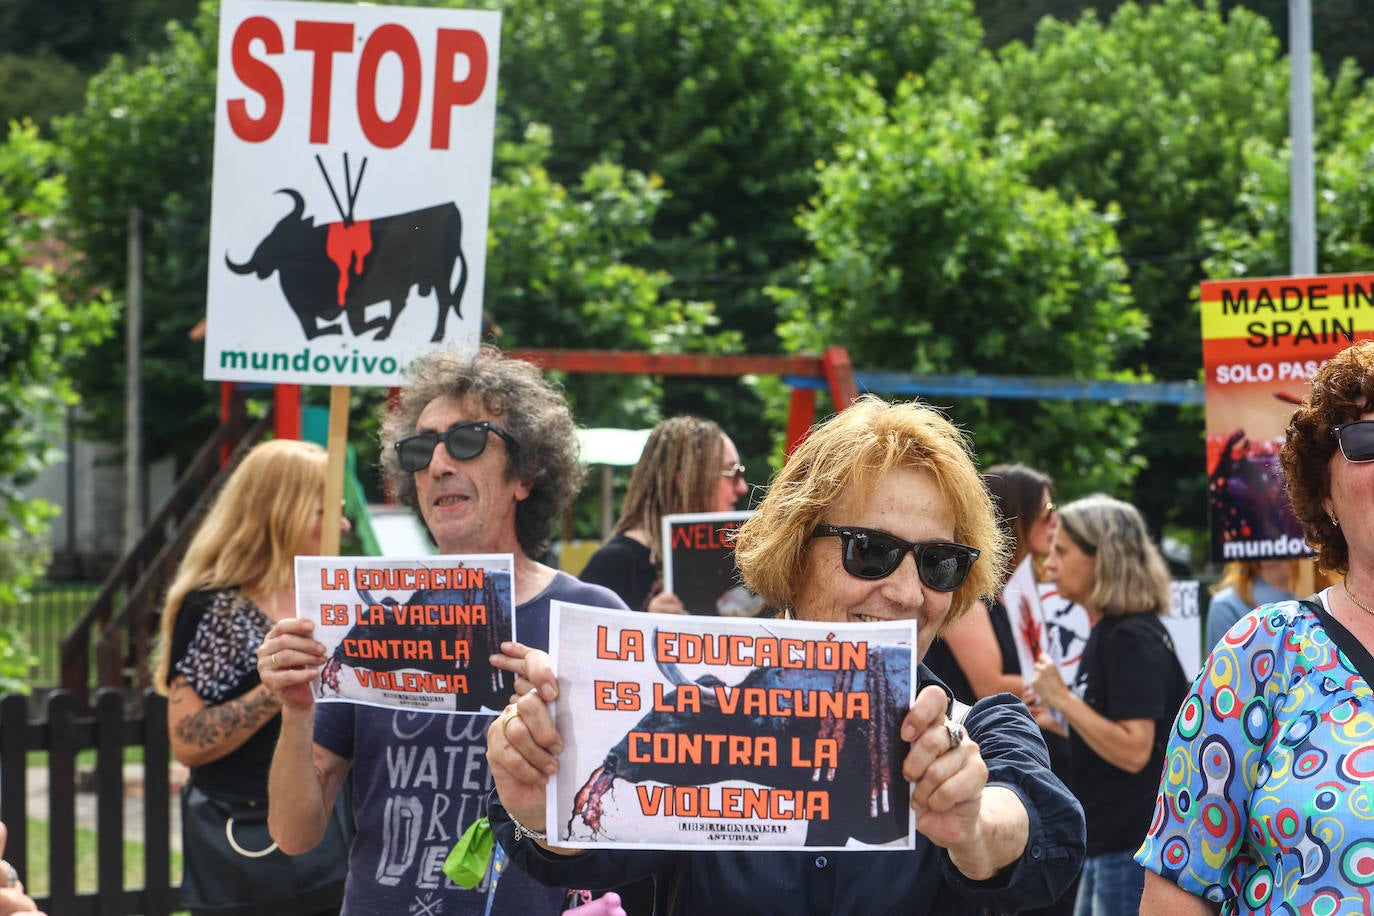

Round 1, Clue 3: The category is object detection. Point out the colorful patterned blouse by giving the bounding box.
[1136,595,1374,914]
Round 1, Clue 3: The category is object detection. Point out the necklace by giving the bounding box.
[1344,578,1374,616]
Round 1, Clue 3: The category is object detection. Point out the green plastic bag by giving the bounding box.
[443,816,494,889]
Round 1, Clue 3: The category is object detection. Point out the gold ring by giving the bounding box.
[501,708,518,739]
[274,652,282,668]
[945,721,964,753]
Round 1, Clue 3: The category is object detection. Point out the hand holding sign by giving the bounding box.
[546,603,916,851]
[257,617,328,711]
[901,684,987,859]
[661,511,771,617]
[487,643,563,846]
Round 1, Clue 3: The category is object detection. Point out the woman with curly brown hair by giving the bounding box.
[1138,339,1374,914]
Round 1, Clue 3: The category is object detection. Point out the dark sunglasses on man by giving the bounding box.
[811,524,979,592]
[1334,420,1374,462]
[394,421,519,472]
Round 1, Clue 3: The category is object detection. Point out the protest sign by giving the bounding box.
[1036,580,1089,689]
[1163,580,1203,681]
[1035,579,1201,686]
[1004,556,1051,682]
[1200,273,1374,562]
[547,603,916,851]
[205,0,500,385]
[661,511,770,616]
[295,554,514,713]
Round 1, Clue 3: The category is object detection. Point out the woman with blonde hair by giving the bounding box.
[153,438,351,916]
[486,397,1085,913]
[1031,494,1188,916]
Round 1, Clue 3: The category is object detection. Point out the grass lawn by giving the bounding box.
[13,584,99,686]
[20,750,187,913]
[22,816,183,897]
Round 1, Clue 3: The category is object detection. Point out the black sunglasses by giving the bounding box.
[394,421,518,472]
[811,524,979,592]
[1334,420,1374,463]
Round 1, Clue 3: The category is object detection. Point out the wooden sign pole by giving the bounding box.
[321,385,350,556]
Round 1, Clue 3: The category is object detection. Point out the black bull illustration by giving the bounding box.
[226,189,467,343]
[570,644,912,846]
[319,582,513,712]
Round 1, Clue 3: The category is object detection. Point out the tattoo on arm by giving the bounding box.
[172,682,281,751]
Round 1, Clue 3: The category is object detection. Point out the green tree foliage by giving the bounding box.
[975,1,1374,84]
[496,0,988,467]
[57,8,220,464]
[771,80,1146,494]
[976,1,1315,371]
[0,0,200,143]
[0,122,116,681]
[497,0,987,334]
[1202,86,1374,279]
[1218,0,1374,83]
[0,0,199,69]
[961,0,1357,534]
[485,125,739,426]
[0,53,88,139]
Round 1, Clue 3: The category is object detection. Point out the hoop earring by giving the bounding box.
[1330,512,1341,527]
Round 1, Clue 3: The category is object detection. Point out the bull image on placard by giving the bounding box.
[317,575,513,713]
[226,155,467,344]
[568,643,912,848]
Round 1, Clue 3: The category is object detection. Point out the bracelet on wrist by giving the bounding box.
[509,811,547,843]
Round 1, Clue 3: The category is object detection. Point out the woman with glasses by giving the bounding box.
[1029,495,1188,916]
[1139,339,1374,914]
[926,464,1079,916]
[483,396,1085,914]
[579,416,749,614]
[926,464,1058,705]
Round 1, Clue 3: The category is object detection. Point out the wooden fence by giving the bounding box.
[0,689,179,915]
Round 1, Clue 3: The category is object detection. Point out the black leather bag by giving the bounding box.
[179,784,351,916]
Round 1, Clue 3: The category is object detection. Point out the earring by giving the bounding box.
[1330,512,1341,527]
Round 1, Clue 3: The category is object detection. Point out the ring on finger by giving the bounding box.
[1,859,18,887]
[274,651,282,668]
[944,721,964,753]
[501,707,519,739]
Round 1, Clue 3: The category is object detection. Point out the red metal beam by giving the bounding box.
[275,384,302,440]
[505,349,826,379]
[786,388,817,454]
[503,347,858,456]
[821,346,859,408]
